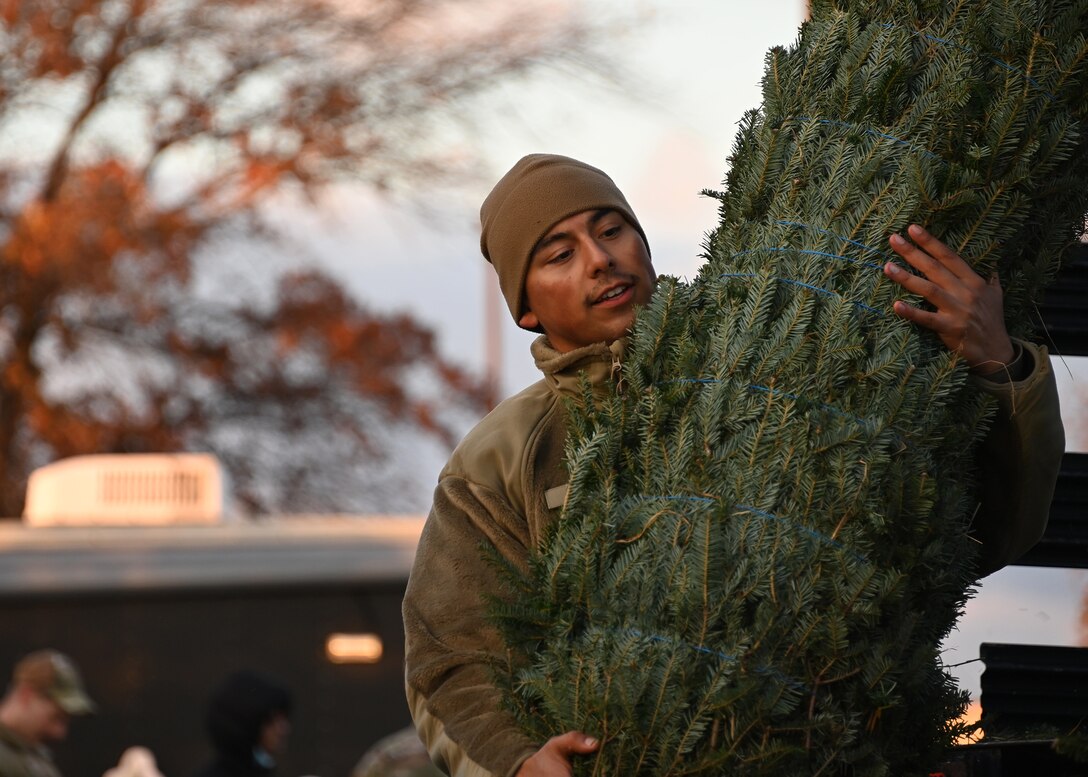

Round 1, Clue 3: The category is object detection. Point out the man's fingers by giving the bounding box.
[884,226,1013,368]
[517,732,599,776]
[891,299,942,330]
[883,260,951,309]
[888,232,956,290]
[905,223,978,281]
[549,731,599,756]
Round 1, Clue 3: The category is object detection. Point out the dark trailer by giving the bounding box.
[0,515,425,777]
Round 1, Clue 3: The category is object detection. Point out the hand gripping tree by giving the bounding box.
[493,1,1088,774]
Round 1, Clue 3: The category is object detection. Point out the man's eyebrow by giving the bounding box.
[587,208,616,226]
[531,209,617,258]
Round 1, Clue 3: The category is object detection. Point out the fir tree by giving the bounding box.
[492,1,1088,775]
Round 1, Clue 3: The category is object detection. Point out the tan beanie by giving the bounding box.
[480,154,649,325]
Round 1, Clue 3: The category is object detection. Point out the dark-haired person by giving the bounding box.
[194,670,292,777]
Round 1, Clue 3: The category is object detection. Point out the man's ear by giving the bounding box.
[518,309,540,330]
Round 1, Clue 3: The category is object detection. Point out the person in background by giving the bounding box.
[193,670,292,777]
[0,648,97,777]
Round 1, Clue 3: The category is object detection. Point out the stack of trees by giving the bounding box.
[495,1,1088,774]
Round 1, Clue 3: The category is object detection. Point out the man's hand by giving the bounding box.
[516,732,599,776]
[885,224,1015,373]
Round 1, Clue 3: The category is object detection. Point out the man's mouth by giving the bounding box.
[593,283,633,305]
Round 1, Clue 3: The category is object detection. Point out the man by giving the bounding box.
[402,154,1064,777]
[0,649,97,777]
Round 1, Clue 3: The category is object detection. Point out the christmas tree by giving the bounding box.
[493,1,1088,774]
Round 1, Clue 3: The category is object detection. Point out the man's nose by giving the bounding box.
[585,239,615,274]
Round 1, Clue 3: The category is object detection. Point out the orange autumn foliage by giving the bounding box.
[0,0,621,514]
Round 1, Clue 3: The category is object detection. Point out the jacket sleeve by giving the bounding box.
[403,474,539,777]
[968,339,1065,576]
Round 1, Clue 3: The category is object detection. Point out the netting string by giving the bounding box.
[659,379,881,434]
[718,272,884,315]
[617,494,869,565]
[733,503,866,563]
[879,23,1057,101]
[728,246,885,272]
[627,629,809,692]
[773,220,893,264]
[782,116,943,162]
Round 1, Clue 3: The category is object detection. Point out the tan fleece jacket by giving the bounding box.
[403,336,1063,777]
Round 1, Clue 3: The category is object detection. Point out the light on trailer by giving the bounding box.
[326,633,383,664]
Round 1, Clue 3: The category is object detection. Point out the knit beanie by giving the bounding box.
[480,154,649,325]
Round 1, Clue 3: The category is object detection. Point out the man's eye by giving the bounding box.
[601,225,621,238]
[549,249,573,263]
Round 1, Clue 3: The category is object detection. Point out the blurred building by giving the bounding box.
[0,470,422,777]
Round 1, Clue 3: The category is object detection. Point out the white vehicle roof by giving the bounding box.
[0,515,424,595]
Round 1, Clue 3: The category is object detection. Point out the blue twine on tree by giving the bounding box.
[661,378,887,438]
[774,220,893,264]
[878,23,1057,101]
[718,272,884,315]
[728,246,885,271]
[733,504,868,565]
[784,116,942,161]
[627,629,808,692]
[639,495,717,504]
[621,492,869,565]
[747,383,883,433]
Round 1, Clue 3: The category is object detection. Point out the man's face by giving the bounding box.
[518,208,654,352]
[21,689,70,744]
[259,711,290,756]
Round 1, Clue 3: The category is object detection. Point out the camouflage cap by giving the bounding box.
[14,649,96,715]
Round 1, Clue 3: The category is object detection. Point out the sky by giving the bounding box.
[286,0,1088,710]
[295,0,810,396]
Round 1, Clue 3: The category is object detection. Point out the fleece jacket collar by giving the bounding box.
[531,336,625,397]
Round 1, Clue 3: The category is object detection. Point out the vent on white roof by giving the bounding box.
[23,453,224,526]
